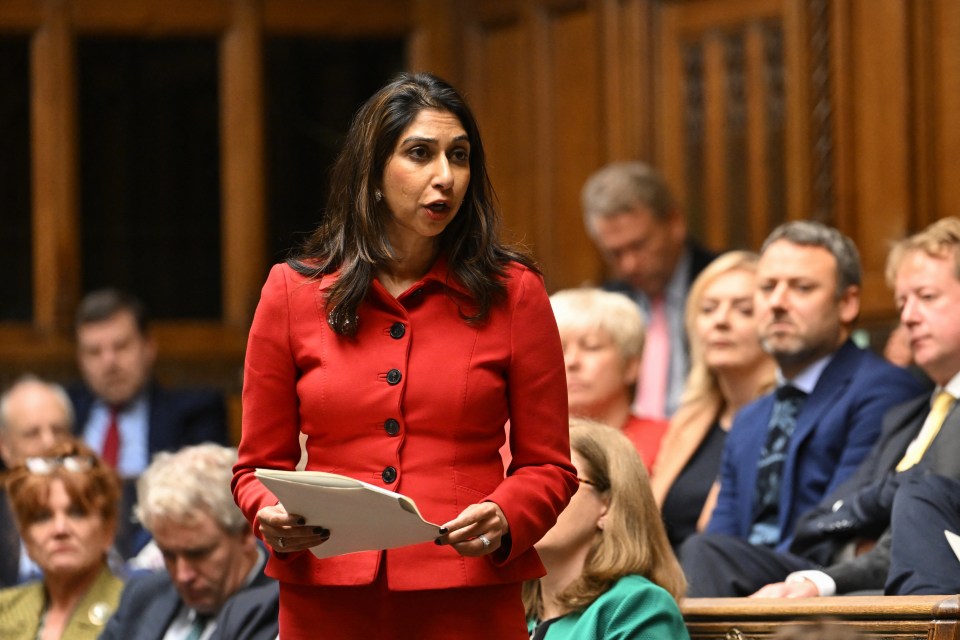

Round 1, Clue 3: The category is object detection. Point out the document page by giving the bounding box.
[255,468,441,559]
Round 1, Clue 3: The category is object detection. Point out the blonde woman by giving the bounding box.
[525,418,688,639]
[651,251,776,549]
[550,289,668,469]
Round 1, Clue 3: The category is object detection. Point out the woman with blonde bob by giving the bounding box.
[550,288,668,469]
[651,250,776,550]
[524,419,689,639]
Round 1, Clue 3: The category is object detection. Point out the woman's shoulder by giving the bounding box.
[604,575,687,624]
[0,580,41,609]
[497,260,545,296]
[0,581,43,635]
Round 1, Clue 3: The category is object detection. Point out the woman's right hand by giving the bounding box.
[256,503,331,553]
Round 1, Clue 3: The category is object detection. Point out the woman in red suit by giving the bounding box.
[232,72,578,639]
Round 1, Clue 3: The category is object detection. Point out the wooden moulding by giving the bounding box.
[682,595,960,640]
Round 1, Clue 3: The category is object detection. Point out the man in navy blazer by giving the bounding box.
[68,289,227,478]
[680,221,924,596]
[748,216,960,598]
[100,444,278,640]
[70,289,228,559]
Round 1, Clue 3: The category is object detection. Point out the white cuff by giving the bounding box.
[786,570,836,596]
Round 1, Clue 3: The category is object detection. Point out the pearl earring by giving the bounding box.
[374,189,383,202]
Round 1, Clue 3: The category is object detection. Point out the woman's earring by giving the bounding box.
[374,189,383,202]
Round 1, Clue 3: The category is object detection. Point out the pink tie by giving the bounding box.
[635,296,669,419]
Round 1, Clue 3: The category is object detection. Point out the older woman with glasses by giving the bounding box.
[0,439,122,639]
[524,419,689,639]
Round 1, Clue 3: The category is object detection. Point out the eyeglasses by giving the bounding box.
[578,477,610,492]
[24,455,96,475]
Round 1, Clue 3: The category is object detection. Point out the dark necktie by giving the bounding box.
[185,613,210,640]
[750,384,807,545]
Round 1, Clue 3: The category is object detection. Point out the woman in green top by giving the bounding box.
[525,419,690,639]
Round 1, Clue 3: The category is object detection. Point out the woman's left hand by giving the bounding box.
[436,502,509,557]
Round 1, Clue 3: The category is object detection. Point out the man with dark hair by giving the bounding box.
[69,288,228,558]
[581,161,715,418]
[680,221,923,597]
[748,216,960,598]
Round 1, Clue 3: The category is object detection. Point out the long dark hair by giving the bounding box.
[288,72,535,336]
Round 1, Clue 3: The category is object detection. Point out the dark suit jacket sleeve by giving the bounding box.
[789,394,929,564]
[825,528,891,594]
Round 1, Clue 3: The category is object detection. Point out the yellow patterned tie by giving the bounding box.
[896,390,956,471]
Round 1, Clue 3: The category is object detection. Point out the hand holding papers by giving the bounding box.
[255,468,440,559]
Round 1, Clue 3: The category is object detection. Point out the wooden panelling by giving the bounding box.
[932,1,960,223]
[8,0,960,379]
[263,0,412,36]
[845,0,911,317]
[220,0,267,328]
[540,2,604,289]
[464,11,537,252]
[600,0,653,162]
[410,0,464,83]
[462,0,609,290]
[702,31,730,249]
[658,0,791,250]
[744,22,771,250]
[31,0,80,333]
[684,594,960,640]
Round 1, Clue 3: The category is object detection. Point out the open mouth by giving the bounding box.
[425,201,451,214]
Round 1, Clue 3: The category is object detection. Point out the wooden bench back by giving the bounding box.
[682,595,960,639]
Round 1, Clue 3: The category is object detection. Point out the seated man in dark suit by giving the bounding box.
[750,216,960,598]
[101,444,278,640]
[0,376,74,587]
[70,289,227,558]
[680,221,924,597]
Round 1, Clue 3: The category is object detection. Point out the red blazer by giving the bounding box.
[233,258,577,591]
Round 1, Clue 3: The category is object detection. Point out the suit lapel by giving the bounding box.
[778,342,860,530]
[923,400,960,475]
[875,395,930,473]
[788,341,861,449]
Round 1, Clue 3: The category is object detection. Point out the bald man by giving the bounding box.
[0,376,74,586]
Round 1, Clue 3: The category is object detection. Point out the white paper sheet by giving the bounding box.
[255,468,441,559]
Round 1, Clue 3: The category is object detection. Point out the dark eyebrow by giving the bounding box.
[400,134,470,145]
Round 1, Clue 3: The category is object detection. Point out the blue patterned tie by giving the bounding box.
[749,384,807,546]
